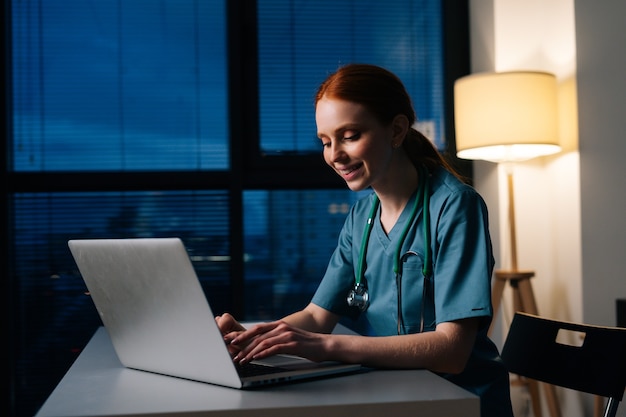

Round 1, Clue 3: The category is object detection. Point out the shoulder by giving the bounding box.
[429,167,488,214]
[430,167,481,198]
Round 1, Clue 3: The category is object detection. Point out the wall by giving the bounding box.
[575,0,626,410]
[493,0,582,327]
[468,0,626,416]
[575,0,626,327]
[470,0,626,324]
[468,0,581,327]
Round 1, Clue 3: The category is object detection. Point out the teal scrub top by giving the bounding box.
[311,166,513,417]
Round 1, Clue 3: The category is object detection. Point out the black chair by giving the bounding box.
[501,312,626,417]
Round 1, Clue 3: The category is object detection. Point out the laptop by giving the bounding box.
[68,237,363,388]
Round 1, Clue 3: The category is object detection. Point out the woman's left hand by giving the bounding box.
[229,320,330,364]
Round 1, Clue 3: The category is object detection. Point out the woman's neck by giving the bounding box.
[375,159,420,234]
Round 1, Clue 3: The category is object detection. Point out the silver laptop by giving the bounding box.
[68,237,362,388]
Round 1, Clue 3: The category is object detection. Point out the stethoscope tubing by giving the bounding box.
[348,165,433,333]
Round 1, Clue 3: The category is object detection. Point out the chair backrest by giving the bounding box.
[501,312,626,403]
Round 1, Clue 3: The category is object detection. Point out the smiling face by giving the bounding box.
[316,97,400,192]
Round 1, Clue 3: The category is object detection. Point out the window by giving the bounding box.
[257,0,445,154]
[12,0,228,171]
[5,1,469,416]
[243,189,371,319]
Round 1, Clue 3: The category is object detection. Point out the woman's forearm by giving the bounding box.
[322,318,477,374]
[281,303,340,334]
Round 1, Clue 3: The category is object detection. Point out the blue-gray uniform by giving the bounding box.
[311,166,514,417]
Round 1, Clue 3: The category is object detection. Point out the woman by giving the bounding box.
[217,64,513,417]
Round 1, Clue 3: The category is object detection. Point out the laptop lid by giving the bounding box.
[68,237,361,388]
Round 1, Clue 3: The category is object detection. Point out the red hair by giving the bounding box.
[316,64,461,178]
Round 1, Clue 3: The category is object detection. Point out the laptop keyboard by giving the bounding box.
[236,362,289,377]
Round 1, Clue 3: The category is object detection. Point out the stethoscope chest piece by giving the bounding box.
[347,282,369,311]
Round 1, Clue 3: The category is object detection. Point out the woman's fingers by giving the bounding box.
[230,322,284,363]
[231,321,281,344]
[231,321,324,364]
[215,313,246,334]
[215,313,248,357]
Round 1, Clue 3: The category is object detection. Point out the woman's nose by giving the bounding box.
[329,142,347,162]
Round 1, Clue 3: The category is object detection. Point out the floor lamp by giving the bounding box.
[454,71,562,417]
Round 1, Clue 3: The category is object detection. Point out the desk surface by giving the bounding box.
[36,327,479,417]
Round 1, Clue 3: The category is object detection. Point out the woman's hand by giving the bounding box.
[215,313,247,356]
[229,320,331,365]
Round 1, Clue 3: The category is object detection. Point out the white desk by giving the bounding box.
[35,327,479,417]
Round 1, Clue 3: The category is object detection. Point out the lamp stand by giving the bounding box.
[490,167,538,320]
[489,166,561,417]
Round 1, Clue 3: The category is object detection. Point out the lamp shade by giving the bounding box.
[454,71,560,162]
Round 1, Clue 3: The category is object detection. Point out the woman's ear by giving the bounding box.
[391,114,410,146]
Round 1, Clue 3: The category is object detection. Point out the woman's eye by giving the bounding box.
[343,132,361,141]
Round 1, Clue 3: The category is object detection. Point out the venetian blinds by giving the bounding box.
[258,0,445,154]
[12,0,228,172]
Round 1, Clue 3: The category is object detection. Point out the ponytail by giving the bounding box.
[403,128,467,183]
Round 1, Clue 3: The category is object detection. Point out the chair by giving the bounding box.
[501,312,626,417]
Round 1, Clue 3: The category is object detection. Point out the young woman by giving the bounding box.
[217,64,513,417]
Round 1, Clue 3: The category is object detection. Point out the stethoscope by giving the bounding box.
[347,165,432,334]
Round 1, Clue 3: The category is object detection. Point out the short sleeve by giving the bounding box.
[430,184,495,329]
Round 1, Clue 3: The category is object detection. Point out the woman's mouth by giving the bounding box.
[337,163,363,180]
